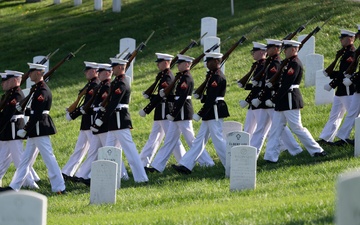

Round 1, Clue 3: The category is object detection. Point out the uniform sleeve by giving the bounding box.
[198,75,223,117]
[272,61,300,101]
[102,82,126,121]
[24,87,47,131]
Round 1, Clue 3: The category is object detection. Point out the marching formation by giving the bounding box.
[0,22,360,194]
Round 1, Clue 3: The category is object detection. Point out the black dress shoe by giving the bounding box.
[314,151,327,157]
[0,186,14,192]
[62,173,70,181]
[332,140,347,146]
[80,178,91,186]
[265,160,277,164]
[345,139,354,146]
[316,139,333,146]
[171,164,191,174]
[144,167,159,173]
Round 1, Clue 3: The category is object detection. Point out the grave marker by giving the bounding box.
[120,38,136,84]
[222,121,243,139]
[230,145,257,191]
[0,190,47,225]
[225,131,249,178]
[315,69,334,105]
[200,17,217,45]
[305,54,323,87]
[90,160,117,204]
[355,118,360,157]
[98,146,122,189]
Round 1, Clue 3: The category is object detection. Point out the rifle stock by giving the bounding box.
[67,87,88,113]
[237,62,257,87]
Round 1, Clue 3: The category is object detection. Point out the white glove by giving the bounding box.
[323,70,328,77]
[251,98,261,108]
[142,92,149,99]
[15,102,23,112]
[65,112,72,121]
[95,119,103,127]
[17,129,27,138]
[324,83,332,91]
[239,100,249,108]
[237,82,243,88]
[139,109,146,117]
[251,80,258,87]
[265,82,273,88]
[193,93,200,99]
[343,77,352,86]
[193,113,201,122]
[99,106,105,112]
[80,107,86,115]
[90,126,99,133]
[159,89,165,98]
[344,73,351,79]
[265,99,275,107]
[166,114,174,121]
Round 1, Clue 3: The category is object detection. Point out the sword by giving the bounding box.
[11,122,15,139]
[116,47,129,59]
[161,102,165,119]
[36,121,40,136]
[181,107,184,120]
[214,104,219,121]
[288,92,293,110]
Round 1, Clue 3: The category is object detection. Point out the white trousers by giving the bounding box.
[10,136,65,192]
[251,108,302,157]
[140,120,185,167]
[0,140,39,188]
[264,110,323,162]
[243,108,257,140]
[337,93,360,140]
[319,95,352,142]
[180,119,226,170]
[61,130,91,177]
[106,129,148,183]
[151,120,214,172]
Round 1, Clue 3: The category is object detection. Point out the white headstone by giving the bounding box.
[98,146,122,189]
[0,190,47,225]
[94,0,103,11]
[0,179,2,187]
[225,131,250,178]
[222,121,243,139]
[90,160,117,204]
[203,36,225,73]
[305,54,324,87]
[74,0,82,6]
[355,118,360,157]
[112,0,121,12]
[230,145,257,191]
[120,38,136,84]
[200,17,217,45]
[53,0,61,4]
[335,169,360,225]
[315,69,334,105]
[27,56,50,89]
[297,35,315,65]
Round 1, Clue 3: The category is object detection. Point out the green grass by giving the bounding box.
[1,0,360,224]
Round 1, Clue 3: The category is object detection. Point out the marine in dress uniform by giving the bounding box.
[319,29,356,145]
[0,63,66,193]
[92,57,148,183]
[62,61,99,180]
[238,42,268,140]
[172,52,229,174]
[139,53,186,169]
[249,39,303,158]
[263,40,326,163]
[149,54,214,173]
[0,71,39,189]
[75,63,129,183]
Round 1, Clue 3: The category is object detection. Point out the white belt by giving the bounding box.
[215,97,224,101]
[175,96,192,100]
[116,104,129,109]
[93,107,100,112]
[11,115,24,120]
[290,85,299,89]
[30,110,50,114]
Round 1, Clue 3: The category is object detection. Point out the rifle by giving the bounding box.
[251,19,314,83]
[67,87,88,113]
[142,34,207,99]
[193,29,254,100]
[124,31,155,72]
[220,26,257,68]
[18,44,86,111]
[140,37,231,115]
[344,45,360,75]
[20,48,59,86]
[237,62,258,87]
[170,32,208,68]
[268,19,329,87]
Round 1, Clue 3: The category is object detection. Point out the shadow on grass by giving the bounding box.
[283,215,334,224]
